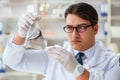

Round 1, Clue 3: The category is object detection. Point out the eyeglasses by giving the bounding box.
[63,24,93,33]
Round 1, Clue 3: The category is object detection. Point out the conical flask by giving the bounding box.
[24,1,46,50]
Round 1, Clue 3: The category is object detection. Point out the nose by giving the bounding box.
[72,29,80,38]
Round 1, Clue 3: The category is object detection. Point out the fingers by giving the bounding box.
[47,45,71,64]
[26,12,35,24]
[47,45,68,57]
[24,5,42,26]
[47,45,79,73]
[24,12,36,25]
[18,5,43,38]
[19,12,42,28]
[48,51,65,64]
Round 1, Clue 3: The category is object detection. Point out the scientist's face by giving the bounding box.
[65,14,98,51]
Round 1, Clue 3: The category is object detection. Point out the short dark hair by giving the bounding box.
[65,2,98,26]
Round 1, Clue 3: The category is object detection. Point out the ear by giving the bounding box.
[93,24,98,35]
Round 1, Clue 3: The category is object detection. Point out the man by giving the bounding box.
[3,2,120,80]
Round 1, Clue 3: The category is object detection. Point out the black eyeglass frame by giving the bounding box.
[63,24,93,33]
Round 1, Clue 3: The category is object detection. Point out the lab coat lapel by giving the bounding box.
[85,48,109,69]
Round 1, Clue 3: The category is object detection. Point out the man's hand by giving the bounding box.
[47,45,84,76]
[18,6,42,38]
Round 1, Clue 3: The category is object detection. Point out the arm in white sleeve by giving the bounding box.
[105,62,120,80]
[89,55,120,80]
[105,55,120,80]
[2,37,49,74]
[3,37,25,66]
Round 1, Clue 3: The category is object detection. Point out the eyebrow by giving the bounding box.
[76,24,90,25]
[67,23,90,27]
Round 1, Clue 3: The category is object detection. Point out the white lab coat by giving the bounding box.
[105,56,120,80]
[2,38,120,80]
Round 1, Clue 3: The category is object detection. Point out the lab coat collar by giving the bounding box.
[83,41,103,59]
[73,41,110,69]
[74,41,99,58]
[84,41,114,69]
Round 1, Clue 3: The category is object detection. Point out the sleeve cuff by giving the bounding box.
[7,35,24,48]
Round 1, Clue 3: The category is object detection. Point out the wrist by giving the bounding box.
[73,64,85,77]
[12,33,25,45]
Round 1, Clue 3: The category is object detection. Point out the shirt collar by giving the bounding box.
[73,41,100,59]
[82,45,95,59]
